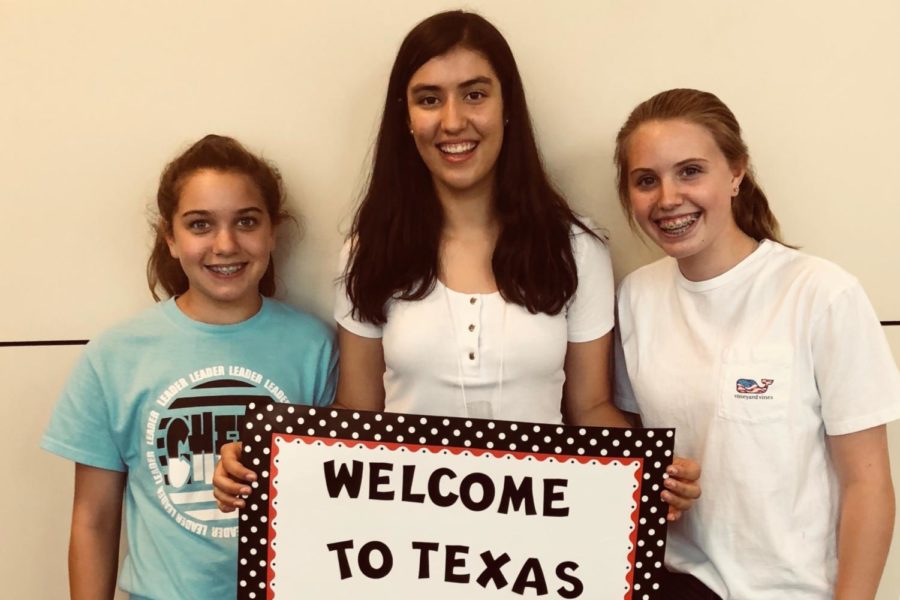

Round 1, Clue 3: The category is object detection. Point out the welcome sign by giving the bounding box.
[237,404,674,599]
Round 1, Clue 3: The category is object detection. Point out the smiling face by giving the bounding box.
[165,169,275,323]
[406,45,504,203]
[626,119,757,281]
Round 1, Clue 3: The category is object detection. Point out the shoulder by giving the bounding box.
[770,242,855,282]
[568,216,614,287]
[262,298,334,343]
[86,302,174,353]
[759,242,860,303]
[618,256,676,299]
[569,216,611,262]
[337,238,353,271]
[569,215,607,241]
[58,302,177,389]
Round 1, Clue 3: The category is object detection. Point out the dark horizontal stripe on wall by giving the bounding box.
[2,322,899,346]
[0,340,89,347]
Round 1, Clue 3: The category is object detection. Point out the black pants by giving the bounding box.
[661,571,722,600]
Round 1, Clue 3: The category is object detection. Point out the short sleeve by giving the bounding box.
[40,348,126,471]
[613,316,641,414]
[312,330,339,407]
[814,282,900,435]
[566,224,615,342]
[333,240,383,339]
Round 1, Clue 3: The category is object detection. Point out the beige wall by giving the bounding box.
[2,1,898,597]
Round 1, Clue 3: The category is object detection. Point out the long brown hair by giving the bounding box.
[345,10,596,325]
[614,88,784,243]
[147,134,289,300]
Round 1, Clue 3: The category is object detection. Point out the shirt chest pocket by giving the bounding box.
[718,345,793,424]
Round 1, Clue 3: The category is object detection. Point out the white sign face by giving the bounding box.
[271,437,638,598]
[237,406,674,599]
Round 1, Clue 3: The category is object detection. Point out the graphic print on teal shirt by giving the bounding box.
[147,364,288,540]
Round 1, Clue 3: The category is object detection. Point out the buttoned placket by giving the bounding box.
[459,295,481,372]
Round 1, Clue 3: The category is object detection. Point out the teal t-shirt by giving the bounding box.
[42,297,337,600]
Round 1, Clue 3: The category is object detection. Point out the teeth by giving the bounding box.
[208,264,244,275]
[657,214,699,233]
[439,142,477,154]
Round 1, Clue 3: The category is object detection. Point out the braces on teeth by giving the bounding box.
[659,214,698,231]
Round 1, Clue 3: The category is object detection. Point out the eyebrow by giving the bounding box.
[180,207,264,217]
[629,157,710,176]
[409,76,495,95]
[674,157,709,167]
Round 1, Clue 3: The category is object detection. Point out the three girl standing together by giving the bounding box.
[43,9,898,600]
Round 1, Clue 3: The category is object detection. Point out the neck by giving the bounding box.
[435,180,498,236]
[678,230,760,282]
[175,292,263,325]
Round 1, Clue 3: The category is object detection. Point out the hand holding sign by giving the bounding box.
[213,441,255,511]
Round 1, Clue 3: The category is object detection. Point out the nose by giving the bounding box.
[657,178,683,210]
[213,227,238,255]
[440,97,466,133]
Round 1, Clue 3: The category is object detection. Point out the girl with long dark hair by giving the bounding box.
[334,10,620,427]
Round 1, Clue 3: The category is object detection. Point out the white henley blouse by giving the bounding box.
[334,222,614,423]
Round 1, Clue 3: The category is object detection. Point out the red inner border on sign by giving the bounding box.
[266,435,644,599]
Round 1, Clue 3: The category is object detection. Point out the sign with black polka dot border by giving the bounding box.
[237,403,674,599]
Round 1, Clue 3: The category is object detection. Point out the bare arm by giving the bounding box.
[333,324,386,411]
[829,425,895,599]
[562,333,630,428]
[69,463,125,600]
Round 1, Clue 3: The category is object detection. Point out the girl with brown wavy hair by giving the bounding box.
[42,135,337,599]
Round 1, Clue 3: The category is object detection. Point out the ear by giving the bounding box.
[730,157,747,190]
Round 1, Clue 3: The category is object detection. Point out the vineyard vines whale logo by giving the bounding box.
[144,365,291,539]
[735,378,774,394]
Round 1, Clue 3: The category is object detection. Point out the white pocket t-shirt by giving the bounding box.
[615,240,900,599]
